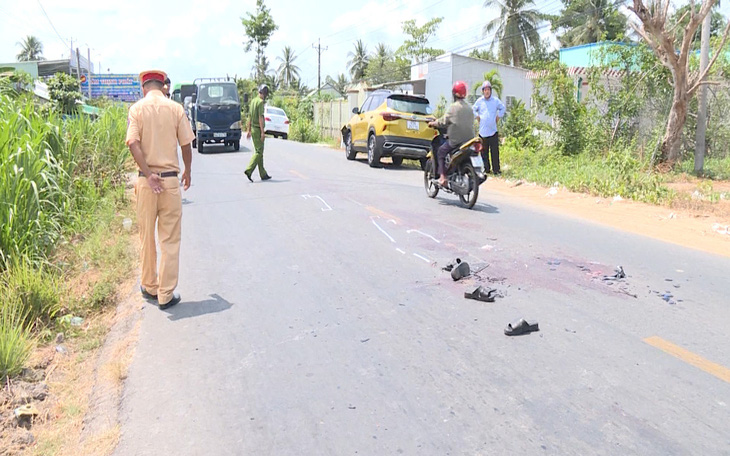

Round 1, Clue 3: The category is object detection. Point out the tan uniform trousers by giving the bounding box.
[135,176,182,304]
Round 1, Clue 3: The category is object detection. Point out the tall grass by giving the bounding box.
[0,87,130,378]
[0,301,32,381]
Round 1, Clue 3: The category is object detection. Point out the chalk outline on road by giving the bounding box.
[301,194,333,212]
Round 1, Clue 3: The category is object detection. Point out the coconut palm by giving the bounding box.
[16,36,45,62]
[277,46,301,89]
[483,0,543,68]
[326,74,349,97]
[552,0,627,47]
[471,69,503,98]
[347,39,369,81]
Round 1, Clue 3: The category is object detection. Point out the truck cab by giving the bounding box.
[190,78,242,153]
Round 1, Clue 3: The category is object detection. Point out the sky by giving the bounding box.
[2,0,729,88]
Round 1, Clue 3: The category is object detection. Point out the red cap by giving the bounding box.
[139,70,167,86]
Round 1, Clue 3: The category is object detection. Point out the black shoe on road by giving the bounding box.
[245,171,253,182]
[159,292,181,310]
[140,286,157,300]
[261,175,272,181]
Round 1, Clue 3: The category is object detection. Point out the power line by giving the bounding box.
[313,38,328,95]
[36,0,70,48]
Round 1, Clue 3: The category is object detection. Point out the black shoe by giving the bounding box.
[159,292,181,310]
[244,171,253,182]
[261,175,272,181]
[140,286,157,300]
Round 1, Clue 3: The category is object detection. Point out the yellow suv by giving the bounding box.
[342,90,436,168]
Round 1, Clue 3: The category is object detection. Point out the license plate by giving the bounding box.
[213,132,226,138]
[471,155,484,168]
[407,120,419,131]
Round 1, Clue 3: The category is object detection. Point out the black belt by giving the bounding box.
[139,171,178,178]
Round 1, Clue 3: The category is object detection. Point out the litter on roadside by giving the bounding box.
[602,266,626,281]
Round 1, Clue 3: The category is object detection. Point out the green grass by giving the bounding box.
[675,156,730,181]
[501,141,675,205]
[0,301,33,381]
[0,86,133,380]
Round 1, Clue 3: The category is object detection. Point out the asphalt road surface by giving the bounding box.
[114,138,730,456]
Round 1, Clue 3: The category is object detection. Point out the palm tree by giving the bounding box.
[16,36,45,62]
[277,46,301,89]
[483,0,543,68]
[552,0,627,47]
[373,43,391,64]
[472,69,504,98]
[347,39,369,81]
[326,74,349,97]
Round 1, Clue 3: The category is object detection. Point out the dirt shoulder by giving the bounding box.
[486,177,730,258]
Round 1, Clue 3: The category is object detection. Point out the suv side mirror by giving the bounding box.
[352,107,359,114]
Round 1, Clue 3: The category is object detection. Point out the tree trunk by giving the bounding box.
[660,85,689,165]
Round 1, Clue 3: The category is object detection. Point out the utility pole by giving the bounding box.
[695,10,711,174]
[87,47,92,100]
[75,48,82,91]
[312,38,328,97]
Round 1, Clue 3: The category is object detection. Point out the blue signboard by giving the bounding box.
[81,73,142,102]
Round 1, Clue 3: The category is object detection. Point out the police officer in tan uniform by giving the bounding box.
[126,70,195,309]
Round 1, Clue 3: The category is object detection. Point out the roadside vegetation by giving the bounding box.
[0,71,135,452]
[498,40,730,207]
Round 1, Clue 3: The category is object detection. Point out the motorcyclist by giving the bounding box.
[428,81,474,187]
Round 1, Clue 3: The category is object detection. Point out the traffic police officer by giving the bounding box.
[245,84,272,182]
[126,70,195,309]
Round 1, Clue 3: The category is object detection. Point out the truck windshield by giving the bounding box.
[198,83,239,106]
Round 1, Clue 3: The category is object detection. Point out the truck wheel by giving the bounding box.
[282,133,288,140]
[233,141,240,151]
[198,138,205,154]
[192,138,197,149]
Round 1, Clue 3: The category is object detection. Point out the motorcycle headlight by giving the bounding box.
[196,122,210,131]
[230,121,242,129]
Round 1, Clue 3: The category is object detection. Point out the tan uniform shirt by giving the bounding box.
[125,90,195,173]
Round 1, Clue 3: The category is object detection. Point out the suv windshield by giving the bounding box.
[198,83,239,106]
[387,95,432,115]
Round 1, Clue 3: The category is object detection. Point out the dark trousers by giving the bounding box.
[437,141,455,176]
[480,133,500,174]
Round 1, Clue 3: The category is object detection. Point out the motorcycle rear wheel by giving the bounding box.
[457,163,479,209]
[423,158,439,198]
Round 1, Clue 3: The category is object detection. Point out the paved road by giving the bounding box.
[115,138,730,455]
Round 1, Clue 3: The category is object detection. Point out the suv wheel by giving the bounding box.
[344,130,356,160]
[391,156,403,167]
[367,134,381,168]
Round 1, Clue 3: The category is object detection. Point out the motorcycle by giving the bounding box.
[423,129,486,209]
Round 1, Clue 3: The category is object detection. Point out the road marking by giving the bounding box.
[290,170,309,179]
[413,253,431,263]
[643,336,730,384]
[301,194,332,211]
[366,206,401,224]
[406,229,441,244]
[371,217,396,243]
[396,248,406,254]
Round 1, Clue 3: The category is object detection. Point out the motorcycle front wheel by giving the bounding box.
[423,157,439,198]
[458,163,479,209]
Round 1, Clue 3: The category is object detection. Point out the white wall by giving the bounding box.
[452,55,532,109]
[414,55,453,111]
[416,53,533,112]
